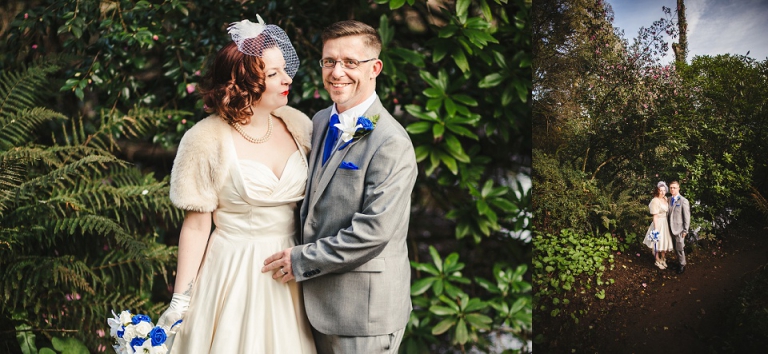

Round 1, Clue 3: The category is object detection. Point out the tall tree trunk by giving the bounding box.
[672,0,688,65]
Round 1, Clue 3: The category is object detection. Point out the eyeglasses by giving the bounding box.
[319,58,377,69]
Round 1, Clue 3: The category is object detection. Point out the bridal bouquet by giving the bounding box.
[107,310,168,354]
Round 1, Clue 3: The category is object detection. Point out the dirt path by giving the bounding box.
[538,227,768,353]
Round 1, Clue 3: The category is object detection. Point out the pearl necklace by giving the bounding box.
[231,114,273,144]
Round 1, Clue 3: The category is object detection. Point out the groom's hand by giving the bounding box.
[262,248,295,283]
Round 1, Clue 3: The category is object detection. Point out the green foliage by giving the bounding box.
[15,326,88,354]
[0,60,181,351]
[532,150,594,234]
[2,0,531,351]
[533,229,617,320]
[405,247,531,352]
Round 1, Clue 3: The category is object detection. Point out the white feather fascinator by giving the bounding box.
[227,15,299,78]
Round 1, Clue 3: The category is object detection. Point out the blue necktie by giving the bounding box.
[322,113,340,166]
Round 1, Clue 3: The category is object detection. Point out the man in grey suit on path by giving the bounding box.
[262,20,418,353]
[668,180,691,274]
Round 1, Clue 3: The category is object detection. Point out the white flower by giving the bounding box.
[134,340,167,354]
[108,310,123,337]
[134,321,152,337]
[119,310,133,325]
[334,114,362,143]
[121,324,137,342]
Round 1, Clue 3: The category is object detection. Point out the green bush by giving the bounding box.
[405,246,531,353]
[533,229,619,320]
[0,59,182,352]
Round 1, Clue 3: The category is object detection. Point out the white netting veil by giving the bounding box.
[227,15,299,78]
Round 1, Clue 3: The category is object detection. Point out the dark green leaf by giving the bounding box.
[432,318,456,335]
[406,121,432,134]
[411,277,437,295]
[455,318,469,344]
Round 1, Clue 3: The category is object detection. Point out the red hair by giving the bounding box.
[198,42,267,125]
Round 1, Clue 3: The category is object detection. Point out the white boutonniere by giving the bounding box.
[334,114,379,150]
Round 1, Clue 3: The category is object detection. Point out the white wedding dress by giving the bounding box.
[168,147,316,353]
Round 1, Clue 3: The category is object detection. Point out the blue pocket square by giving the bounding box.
[339,161,359,170]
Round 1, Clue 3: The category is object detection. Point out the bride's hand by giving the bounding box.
[157,293,191,333]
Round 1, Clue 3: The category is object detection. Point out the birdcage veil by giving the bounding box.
[657,181,668,194]
[227,15,299,78]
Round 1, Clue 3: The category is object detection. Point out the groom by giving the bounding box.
[263,20,417,353]
[668,181,691,274]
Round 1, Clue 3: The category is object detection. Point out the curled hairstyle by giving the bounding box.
[321,20,382,57]
[199,41,271,125]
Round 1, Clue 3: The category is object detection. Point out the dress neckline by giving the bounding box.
[239,150,300,181]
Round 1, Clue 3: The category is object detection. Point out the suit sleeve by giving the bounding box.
[683,198,691,233]
[291,134,417,280]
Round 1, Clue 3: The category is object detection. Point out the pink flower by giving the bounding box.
[32,44,38,49]
[96,329,105,337]
[313,89,320,99]
[103,244,109,251]
[152,35,159,41]
[167,115,172,119]
[636,253,640,257]
[186,83,196,94]
[181,119,187,124]
[642,283,647,288]
[97,344,106,352]
[194,70,201,76]
[24,13,29,19]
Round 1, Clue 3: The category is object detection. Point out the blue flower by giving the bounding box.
[131,314,151,325]
[149,326,167,346]
[338,115,379,150]
[130,337,146,349]
[117,326,125,338]
[358,117,374,131]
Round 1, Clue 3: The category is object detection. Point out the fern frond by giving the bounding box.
[0,61,59,119]
[0,108,67,150]
[15,154,123,194]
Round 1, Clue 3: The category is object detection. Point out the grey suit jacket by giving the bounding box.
[291,97,417,336]
[668,195,690,236]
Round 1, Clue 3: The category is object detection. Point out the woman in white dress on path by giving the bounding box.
[156,17,316,353]
[644,181,674,269]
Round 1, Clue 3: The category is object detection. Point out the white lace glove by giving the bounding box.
[157,293,191,334]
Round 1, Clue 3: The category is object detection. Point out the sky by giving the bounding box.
[607,0,768,64]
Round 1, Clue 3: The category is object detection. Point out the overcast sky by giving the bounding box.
[608,0,768,64]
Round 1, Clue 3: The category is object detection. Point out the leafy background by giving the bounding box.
[532,0,768,350]
[0,0,531,353]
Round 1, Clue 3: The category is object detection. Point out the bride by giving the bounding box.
[157,17,316,353]
[643,181,674,269]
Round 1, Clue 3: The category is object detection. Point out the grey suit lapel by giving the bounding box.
[301,109,331,228]
[309,99,385,208]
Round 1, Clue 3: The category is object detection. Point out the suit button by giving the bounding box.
[315,269,321,275]
[303,272,310,277]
